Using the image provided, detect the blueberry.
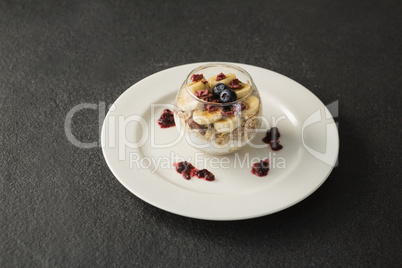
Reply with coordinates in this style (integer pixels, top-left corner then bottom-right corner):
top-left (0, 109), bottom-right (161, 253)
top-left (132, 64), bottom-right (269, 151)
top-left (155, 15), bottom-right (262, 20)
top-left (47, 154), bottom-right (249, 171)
top-left (219, 88), bottom-right (237, 103)
top-left (213, 83), bottom-right (228, 99)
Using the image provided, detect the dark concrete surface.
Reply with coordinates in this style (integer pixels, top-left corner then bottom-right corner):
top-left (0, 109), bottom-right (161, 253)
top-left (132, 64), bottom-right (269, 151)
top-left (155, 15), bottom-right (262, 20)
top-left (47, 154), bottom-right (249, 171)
top-left (1, 0), bottom-right (401, 267)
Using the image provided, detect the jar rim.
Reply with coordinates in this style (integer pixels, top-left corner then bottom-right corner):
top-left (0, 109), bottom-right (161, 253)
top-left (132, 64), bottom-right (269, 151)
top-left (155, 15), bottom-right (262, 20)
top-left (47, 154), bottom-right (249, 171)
top-left (185, 63), bottom-right (255, 106)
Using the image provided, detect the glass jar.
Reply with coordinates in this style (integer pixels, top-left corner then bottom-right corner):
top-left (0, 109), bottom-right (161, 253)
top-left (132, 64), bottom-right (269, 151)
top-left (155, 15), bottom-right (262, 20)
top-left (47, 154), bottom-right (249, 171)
top-left (174, 63), bottom-right (262, 155)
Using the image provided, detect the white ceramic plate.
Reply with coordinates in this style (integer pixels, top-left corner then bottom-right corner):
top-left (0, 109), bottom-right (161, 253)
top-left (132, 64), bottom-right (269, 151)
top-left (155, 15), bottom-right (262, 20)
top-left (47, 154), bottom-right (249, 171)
top-left (101, 62), bottom-right (339, 221)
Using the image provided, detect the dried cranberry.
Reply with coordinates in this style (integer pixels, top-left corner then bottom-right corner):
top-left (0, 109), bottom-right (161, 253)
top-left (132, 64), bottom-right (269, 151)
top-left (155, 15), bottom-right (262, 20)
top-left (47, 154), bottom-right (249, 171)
top-left (194, 89), bottom-right (213, 100)
top-left (216, 73), bottom-right (226, 81)
top-left (191, 74), bottom-right (204, 82)
top-left (221, 105), bottom-right (235, 116)
top-left (205, 104), bottom-right (219, 112)
top-left (228, 79), bottom-right (242, 89)
top-left (241, 103), bottom-right (249, 111)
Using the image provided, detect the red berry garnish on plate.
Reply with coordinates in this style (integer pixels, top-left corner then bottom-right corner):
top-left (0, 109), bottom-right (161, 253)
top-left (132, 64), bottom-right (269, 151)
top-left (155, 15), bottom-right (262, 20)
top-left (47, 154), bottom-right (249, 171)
top-left (251, 159), bottom-right (269, 177)
top-left (270, 140), bottom-right (283, 151)
top-left (158, 109), bottom-right (175, 128)
top-left (174, 162), bottom-right (215, 181)
top-left (194, 169), bottom-right (215, 181)
top-left (262, 127), bottom-right (283, 151)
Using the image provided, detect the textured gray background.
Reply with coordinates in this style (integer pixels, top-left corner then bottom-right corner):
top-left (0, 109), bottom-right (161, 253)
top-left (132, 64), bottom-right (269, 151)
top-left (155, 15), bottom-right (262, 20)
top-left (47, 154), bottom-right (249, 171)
top-left (1, 0), bottom-right (401, 267)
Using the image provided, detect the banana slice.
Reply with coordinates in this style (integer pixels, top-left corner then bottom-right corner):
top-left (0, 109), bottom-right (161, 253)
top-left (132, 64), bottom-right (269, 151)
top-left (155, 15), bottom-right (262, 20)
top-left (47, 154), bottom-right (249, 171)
top-left (188, 78), bottom-right (209, 93)
top-left (234, 80), bottom-right (251, 99)
top-left (242, 95), bottom-right (260, 118)
top-left (213, 116), bottom-right (241, 133)
top-left (208, 73), bottom-right (236, 88)
top-left (192, 109), bottom-right (222, 125)
top-left (176, 87), bottom-right (200, 111)
top-left (176, 78), bottom-right (209, 111)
